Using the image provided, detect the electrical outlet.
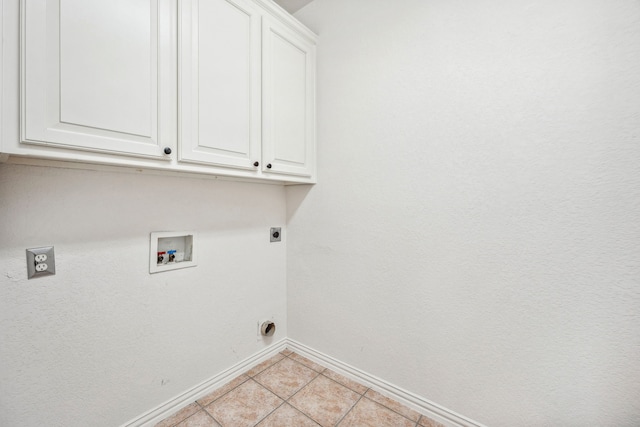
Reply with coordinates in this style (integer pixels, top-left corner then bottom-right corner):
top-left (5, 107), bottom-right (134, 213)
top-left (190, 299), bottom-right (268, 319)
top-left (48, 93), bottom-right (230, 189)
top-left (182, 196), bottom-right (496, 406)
top-left (270, 227), bottom-right (281, 242)
top-left (26, 246), bottom-right (55, 279)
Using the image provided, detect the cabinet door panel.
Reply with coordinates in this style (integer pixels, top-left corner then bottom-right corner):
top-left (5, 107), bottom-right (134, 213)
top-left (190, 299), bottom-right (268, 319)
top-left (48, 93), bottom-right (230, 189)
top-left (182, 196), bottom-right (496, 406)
top-left (60, 1), bottom-right (152, 137)
top-left (179, 0), bottom-right (261, 169)
top-left (21, 0), bottom-right (175, 158)
top-left (262, 16), bottom-right (315, 178)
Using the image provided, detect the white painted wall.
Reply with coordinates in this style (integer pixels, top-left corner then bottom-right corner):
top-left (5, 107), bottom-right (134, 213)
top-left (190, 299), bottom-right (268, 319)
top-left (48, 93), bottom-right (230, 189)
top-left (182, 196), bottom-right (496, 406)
top-left (0, 164), bottom-right (287, 426)
top-left (287, 1), bottom-right (640, 426)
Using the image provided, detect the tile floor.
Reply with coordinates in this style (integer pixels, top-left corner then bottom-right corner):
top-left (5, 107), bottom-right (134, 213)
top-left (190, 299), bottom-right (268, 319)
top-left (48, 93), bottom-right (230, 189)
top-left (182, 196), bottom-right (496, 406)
top-left (156, 349), bottom-right (444, 427)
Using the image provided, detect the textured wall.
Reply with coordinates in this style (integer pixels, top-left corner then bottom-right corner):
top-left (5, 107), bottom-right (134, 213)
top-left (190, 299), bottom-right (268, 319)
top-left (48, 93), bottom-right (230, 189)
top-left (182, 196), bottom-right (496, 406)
top-left (287, 1), bottom-right (640, 425)
top-left (0, 164), bottom-right (287, 426)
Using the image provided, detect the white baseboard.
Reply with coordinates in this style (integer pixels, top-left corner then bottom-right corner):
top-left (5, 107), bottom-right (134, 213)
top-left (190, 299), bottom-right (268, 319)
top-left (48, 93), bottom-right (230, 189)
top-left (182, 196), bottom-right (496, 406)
top-left (119, 339), bottom-right (288, 427)
top-left (286, 339), bottom-right (487, 427)
top-left (121, 337), bottom-right (485, 427)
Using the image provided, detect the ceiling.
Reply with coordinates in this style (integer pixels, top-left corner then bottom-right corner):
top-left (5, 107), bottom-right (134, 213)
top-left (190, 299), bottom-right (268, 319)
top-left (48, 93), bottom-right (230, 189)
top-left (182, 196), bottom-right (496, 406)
top-left (273, 0), bottom-right (315, 14)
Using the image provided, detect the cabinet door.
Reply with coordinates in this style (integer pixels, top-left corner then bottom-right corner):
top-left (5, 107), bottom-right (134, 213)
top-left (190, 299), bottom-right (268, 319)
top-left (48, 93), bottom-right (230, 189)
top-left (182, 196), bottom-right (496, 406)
top-left (21, 0), bottom-right (176, 159)
top-left (262, 15), bottom-right (316, 178)
top-left (179, 0), bottom-right (261, 170)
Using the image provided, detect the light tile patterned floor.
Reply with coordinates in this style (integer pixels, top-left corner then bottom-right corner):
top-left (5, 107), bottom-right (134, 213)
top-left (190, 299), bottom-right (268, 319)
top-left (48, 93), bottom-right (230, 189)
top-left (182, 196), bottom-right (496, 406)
top-left (156, 349), bottom-right (444, 427)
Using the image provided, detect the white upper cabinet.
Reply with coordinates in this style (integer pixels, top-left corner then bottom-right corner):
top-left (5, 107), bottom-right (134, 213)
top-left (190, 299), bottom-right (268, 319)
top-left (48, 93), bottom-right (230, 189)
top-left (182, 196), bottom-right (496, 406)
top-left (179, 0), bottom-right (262, 170)
top-left (2, 0), bottom-right (317, 184)
top-left (262, 15), bottom-right (316, 178)
top-left (21, 0), bottom-right (176, 159)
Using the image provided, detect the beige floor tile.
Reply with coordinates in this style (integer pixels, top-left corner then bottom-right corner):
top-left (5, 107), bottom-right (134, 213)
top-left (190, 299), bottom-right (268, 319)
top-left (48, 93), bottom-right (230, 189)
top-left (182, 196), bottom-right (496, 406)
top-left (289, 375), bottom-right (360, 427)
top-left (246, 354), bottom-right (286, 377)
top-left (288, 353), bottom-right (325, 372)
top-left (155, 355), bottom-right (437, 427)
top-left (196, 374), bottom-right (250, 407)
top-left (254, 357), bottom-right (319, 399)
top-left (256, 403), bottom-right (320, 427)
top-left (364, 389), bottom-right (421, 422)
top-left (280, 349), bottom-right (294, 356)
top-left (155, 402), bottom-right (200, 427)
top-left (204, 379), bottom-right (283, 426)
top-left (338, 397), bottom-right (415, 427)
top-left (175, 410), bottom-right (220, 427)
top-left (321, 369), bottom-right (368, 395)
top-left (419, 414), bottom-right (446, 427)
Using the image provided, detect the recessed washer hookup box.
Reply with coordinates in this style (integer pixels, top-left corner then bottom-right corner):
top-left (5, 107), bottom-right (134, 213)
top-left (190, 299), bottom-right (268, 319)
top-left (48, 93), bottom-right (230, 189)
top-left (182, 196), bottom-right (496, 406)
top-left (149, 231), bottom-right (196, 274)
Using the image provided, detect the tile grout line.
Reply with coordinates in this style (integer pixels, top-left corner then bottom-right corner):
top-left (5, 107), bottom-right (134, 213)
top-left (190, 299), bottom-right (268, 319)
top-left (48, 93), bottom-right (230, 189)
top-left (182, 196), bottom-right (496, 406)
top-left (167, 401), bottom-right (203, 427)
top-left (159, 349), bottom-right (430, 427)
top-left (157, 352), bottom-right (287, 427)
top-left (282, 365), bottom-right (322, 405)
top-left (277, 352), bottom-right (324, 426)
top-left (198, 398), bottom-right (224, 427)
top-left (364, 390), bottom-right (424, 425)
top-left (234, 351), bottom-right (304, 427)
top-left (248, 379), bottom-right (288, 427)
top-left (198, 373), bottom-right (254, 426)
top-left (247, 353), bottom-right (287, 378)
top-left (203, 372), bottom-right (253, 403)
top-left (333, 391), bottom-right (366, 426)
top-left (205, 407), bottom-right (224, 427)
top-left (163, 402), bottom-right (202, 427)
top-left (286, 404), bottom-right (323, 427)
top-left (289, 348), bottom-right (441, 427)
top-left (248, 355), bottom-right (323, 427)
top-left (286, 349), bottom-right (424, 427)
top-left (159, 348), bottom-right (425, 427)
top-left (283, 352), bottom-right (369, 427)
top-left (194, 401), bottom-right (221, 426)
top-left (248, 351), bottom-right (324, 427)
top-left (281, 372), bottom-right (324, 427)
